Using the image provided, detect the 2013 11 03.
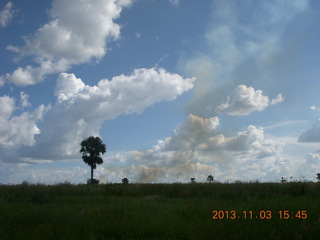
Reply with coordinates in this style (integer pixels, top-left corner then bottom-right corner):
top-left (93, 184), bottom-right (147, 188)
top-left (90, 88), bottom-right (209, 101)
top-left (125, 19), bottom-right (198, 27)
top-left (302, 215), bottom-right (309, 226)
top-left (212, 210), bottom-right (308, 220)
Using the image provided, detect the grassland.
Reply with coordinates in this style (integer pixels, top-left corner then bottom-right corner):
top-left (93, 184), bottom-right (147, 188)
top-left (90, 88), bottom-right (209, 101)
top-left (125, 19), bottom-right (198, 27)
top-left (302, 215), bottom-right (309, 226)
top-left (0, 182), bottom-right (320, 239)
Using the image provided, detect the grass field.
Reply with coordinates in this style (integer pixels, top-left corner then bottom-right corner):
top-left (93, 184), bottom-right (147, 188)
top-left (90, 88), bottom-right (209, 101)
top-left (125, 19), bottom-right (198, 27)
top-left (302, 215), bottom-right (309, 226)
top-left (0, 182), bottom-right (320, 239)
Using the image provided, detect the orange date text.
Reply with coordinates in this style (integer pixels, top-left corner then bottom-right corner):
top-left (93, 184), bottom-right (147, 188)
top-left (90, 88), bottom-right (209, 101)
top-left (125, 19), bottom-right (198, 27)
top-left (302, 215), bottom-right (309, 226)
top-left (212, 210), bottom-right (307, 220)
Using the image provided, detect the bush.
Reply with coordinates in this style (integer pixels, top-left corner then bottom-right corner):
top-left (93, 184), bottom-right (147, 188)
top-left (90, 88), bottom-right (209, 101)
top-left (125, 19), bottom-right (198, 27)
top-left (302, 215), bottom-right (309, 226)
top-left (87, 178), bottom-right (99, 184)
top-left (122, 178), bottom-right (129, 184)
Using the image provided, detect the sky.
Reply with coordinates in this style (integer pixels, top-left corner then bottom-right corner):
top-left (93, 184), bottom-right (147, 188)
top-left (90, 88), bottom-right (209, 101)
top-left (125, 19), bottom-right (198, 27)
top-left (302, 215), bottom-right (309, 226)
top-left (0, 0), bottom-right (320, 184)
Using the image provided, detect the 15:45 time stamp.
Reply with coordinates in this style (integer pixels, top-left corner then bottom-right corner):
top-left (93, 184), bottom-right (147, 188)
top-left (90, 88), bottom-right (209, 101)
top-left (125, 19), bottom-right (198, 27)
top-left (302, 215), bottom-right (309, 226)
top-left (212, 210), bottom-right (308, 220)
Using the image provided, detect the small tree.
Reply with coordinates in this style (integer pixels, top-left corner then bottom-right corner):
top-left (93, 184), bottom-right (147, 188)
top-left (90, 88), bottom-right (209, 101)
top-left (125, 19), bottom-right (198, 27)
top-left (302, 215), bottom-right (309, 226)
top-left (80, 136), bottom-right (106, 184)
top-left (206, 175), bottom-right (214, 183)
top-left (122, 178), bottom-right (129, 184)
top-left (190, 178), bottom-right (196, 183)
top-left (316, 173), bottom-right (320, 182)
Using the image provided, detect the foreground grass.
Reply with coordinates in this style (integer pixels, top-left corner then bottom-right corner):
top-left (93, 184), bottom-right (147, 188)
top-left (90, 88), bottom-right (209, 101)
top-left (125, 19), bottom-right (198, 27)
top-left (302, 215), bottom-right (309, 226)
top-left (0, 182), bottom-right (320, 239)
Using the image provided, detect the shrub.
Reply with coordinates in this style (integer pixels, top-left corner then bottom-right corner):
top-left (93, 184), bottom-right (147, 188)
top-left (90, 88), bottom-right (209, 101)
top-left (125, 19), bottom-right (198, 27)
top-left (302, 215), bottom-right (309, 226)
top-left (87, 178), bottom-right (99, 184)
top-left (122, 178), bottom-right (129, 184)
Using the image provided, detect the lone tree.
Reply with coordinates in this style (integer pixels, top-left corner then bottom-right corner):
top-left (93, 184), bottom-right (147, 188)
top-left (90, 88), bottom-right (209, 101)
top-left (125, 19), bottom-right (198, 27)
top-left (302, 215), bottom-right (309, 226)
top-left (80, 136), bottom-right (106, 184)
top-left (122, 178), bottom-right (129, 184)
top-left (206, 175), bottom-right (214, 183)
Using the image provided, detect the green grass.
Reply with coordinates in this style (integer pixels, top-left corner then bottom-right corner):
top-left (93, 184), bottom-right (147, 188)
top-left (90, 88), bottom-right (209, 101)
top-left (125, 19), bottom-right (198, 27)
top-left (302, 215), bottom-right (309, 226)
top-left (0, 182), bottom-right (320, 239)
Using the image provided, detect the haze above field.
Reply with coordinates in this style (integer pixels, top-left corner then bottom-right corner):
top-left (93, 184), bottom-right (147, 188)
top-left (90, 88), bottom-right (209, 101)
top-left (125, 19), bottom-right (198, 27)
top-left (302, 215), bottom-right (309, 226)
top-left (1, 0), bottom-right (320, 184)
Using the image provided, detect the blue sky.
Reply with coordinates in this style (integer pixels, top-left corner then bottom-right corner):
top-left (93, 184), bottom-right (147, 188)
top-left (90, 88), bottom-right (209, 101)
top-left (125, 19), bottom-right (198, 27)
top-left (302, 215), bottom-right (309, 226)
top-left (1, 0), bottom-right (320, 184)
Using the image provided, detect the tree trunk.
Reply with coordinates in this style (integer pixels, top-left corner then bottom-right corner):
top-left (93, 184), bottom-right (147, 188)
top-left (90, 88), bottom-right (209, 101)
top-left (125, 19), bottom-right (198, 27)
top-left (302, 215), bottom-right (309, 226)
top-left (91, 164), bottom-right (94, 184)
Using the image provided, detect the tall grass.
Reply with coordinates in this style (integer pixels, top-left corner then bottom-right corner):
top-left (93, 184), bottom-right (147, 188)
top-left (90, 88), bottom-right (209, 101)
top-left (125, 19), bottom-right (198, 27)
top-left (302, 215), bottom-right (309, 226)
top-left (0, 182), bottom-right (319, 239)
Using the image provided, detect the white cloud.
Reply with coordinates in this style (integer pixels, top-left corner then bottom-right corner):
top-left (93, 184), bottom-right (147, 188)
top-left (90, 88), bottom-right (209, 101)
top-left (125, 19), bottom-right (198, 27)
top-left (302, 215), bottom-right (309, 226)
top-left (0, 95), bottom-right (15, 119)
top-left (2, 113), bottom-right (313, 184)
top-left (0, 2), bottom-right (14, 28)
top-left (298, 149), bottom-right (320, 181)
top-left (199, 125), bottom-right (281, 160)
top-left (270, 93), bottom-right (284, 105)
top-left (19, 68), bottom-right (195, 160)
top-left (305, 151), bottom-right (320, 165)
top-left (94, 115), bottom-right (293, 183)
top-left (199, 125), bottom-right (265, 152)
top-left (310, 105), bottom-right (320, 113)
top-left (0, 95), bottom-right (50, 150)
top-left (54, 73), bottom-right (86, 102)
top-left (20, 91), bottom-right (31, 108)
top-left (216, 85), bottom-right (284, 116)
top-left (5, 62), bottom-right (69, 87)
top-left (158, 114), bottom-right (220, 151)
top-left (4, 0), bottom-right (132, 86)
top-left (298, 120), bottom-right (320, 142)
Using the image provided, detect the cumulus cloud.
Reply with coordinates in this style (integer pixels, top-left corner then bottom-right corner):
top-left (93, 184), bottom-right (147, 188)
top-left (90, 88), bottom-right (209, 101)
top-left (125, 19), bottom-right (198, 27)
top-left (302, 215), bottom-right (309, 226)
top-left (96, 114), bottom-right (286, 183)
top-left (199, 125), bottom-right (264, 152)
top-left (5, 63), bottom-right (68, 87)
top-left (0, 95), bottom-right (15, 119)
top-left (0, 95), bottom-right (50, 150)
top-left (216, 85), bottom-right (284, 115)
top-left (2, 111), bottom-right (309, 183)
top-left (19, 68), bottom-right (195, 160)
top-left (0, 2), bottom-right (14, 28)
top-left (54, 73), bottom-right (86, 102)
top-left (158, 114), bottom-right (220, 151)
top-left (4, 0), bottom-right (132, 86)
top-left (296, 149), bottom-right (320, 181)
top-left (298, 120), bottom-right (320, 142)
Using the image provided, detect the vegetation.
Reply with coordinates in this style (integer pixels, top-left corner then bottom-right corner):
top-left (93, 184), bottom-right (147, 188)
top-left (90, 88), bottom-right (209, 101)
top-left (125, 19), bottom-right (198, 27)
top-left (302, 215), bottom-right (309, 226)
top-left (122, 178), bottom-right (129, 184)
top-left (317, 173), bottom-right (320, 182)
top-left (206, 175), bottom-right (214, 183)
top-left (0, 182), bottom-right (320, 239)
top-left (80, 136), bottom-right (106, 184)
